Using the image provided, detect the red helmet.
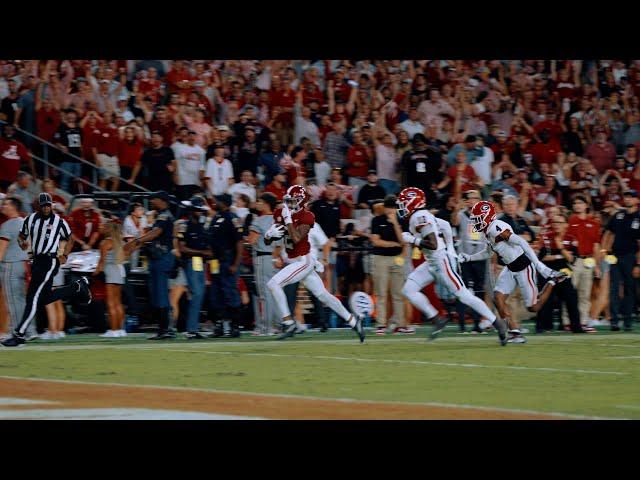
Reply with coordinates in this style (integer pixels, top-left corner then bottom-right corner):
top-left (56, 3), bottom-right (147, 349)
top-left (470, 200), bottom-right (497, 233)
top-left (396, 187), bottom-right (426, 218)
top-left (283, 184), bottom-right (309, 213)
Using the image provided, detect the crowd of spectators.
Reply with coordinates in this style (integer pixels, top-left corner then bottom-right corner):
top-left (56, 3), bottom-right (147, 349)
top-left (1, 59), bottom-right (640, 336)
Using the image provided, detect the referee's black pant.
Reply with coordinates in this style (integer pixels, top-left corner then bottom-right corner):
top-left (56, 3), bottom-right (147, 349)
top-left (15, 255), bottom-right (78, 336)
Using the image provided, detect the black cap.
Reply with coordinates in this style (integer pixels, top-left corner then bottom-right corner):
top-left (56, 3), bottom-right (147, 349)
top-left (412, 133), bottom-right (427, 144)
top-left (150, 190), bottom-right (171, 203)
top-left (465, 135), bottom-right (477, 143)
top-left (502, 171), bottom-right (514, 180)
top-left (38, 193), bottom-right (53, 206)
top-left (367, 169), bottom-right (377, 175)
top-left (214, 194), bottom-right (232, 206)
top-left (623, 189), bottom-right (638, 198)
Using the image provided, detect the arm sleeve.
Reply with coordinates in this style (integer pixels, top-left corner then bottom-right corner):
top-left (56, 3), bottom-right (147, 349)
top-left (465, 246), bottom-right (492, 262)
top-left (0, 222), bottom-right (11, 241)
top-left (60, 219), bottom-right (71, 240)
top-left (19, 216), bottom-right (30, 239)
top-left (507, 232), bottom-right (555, 278)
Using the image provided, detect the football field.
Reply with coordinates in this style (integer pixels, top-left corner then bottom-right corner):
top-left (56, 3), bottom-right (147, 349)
top-left (0, 326), bottom-right (638, 419)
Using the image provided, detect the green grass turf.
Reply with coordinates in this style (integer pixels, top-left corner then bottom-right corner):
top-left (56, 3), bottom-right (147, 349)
top-left (1, 326), bottom-right (639, 419)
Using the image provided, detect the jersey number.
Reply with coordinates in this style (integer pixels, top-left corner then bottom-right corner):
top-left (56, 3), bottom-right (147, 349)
top-left (495, 225), bottom-right (502, 232)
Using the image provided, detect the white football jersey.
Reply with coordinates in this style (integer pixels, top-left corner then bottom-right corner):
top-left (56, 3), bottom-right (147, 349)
top-left (484, 219), bottom-right (523, 264)
top-left (409, 209), bottom-right (447, 260)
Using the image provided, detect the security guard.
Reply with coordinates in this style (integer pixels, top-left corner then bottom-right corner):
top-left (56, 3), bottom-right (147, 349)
top-left (208, 194), bottom-right (243, 338)
top-left (127, 191), bottom-right (176, 340)
top-left (601, 190), bottom-right (640, 332)
top-left (176, 195), bottom-right (212, 339)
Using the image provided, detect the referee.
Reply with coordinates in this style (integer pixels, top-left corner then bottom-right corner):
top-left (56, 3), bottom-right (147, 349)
top-left (1, 193), bottom-right (92, 348)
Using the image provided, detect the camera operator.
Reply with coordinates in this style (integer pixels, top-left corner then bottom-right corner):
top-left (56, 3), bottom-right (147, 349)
top-left (536, 214), bottom-right (589, 333)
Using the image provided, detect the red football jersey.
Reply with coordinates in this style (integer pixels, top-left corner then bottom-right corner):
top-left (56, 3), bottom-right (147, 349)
top-left (273, 208), bottom-right (315, 259)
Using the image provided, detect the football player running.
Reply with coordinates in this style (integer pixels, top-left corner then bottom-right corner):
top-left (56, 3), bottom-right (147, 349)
top-left (458, 200), bottom-right (568, 343)
top-left (264, 185), bottom-right (365, 342)
top-left (397, 187), bottom-right (509, 345)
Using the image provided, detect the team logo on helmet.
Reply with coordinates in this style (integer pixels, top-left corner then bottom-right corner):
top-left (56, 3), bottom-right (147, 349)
top-left (470, 200), bottom-right (496, 233)
top-left (283, 184), bottom-right (309, 213)
top-left (396, 187), bottom-right (426, 218)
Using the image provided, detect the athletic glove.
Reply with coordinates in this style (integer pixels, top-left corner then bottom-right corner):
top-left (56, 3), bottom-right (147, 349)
top-left (402, 231), bottom-right (420, 246)
top-left (265, 224), bottom-right (286, 240)
top-left (458, 252), bottom-right (471, 263)
top-left (281, 203), bottom-right (293, 225)
top-left (314, 260), bottom-right (325, 273)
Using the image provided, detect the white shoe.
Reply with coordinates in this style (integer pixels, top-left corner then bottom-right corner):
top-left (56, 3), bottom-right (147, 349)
top-left (116, 330), bottom-right (127, 337)
top-left (40, 331), bottom-right (55, 340)
top-left (56, 331), bottom-right (66, 338)
top-left (100, 330), bottom-right (117, 338)
top-left (25, 333), bottom-right (39, 341)
top-left (479, 319), bottom-right (493, 330)
top-left (520, 327), bottom-right (530, 334)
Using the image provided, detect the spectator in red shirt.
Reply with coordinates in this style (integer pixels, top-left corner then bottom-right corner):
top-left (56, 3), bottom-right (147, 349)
top-left (148, 106), bottom-right (177, 147)
top-left (531, 129), bottom-right (563, 167)
top-left (90, 111), bottom-right (120, 191)
top-left (118, 124), bottom-right (144, 187)
top-left (68, 198), bottom-right (101, 252)
top-left (264, 171), bottom-right (288, 201)
top-left (166, 60), bottom-right (193, 97)
top-left (136, 67), bottom-right (163, 104)
top-left (585, 130), bottom-right (616, 173)
top-left (345, 130), bottom-right (372, 189)
top-left (35, 96), bottom-right (61, 143)
top-left (0, 125), bottom-right (35, 191)
top-left (437, 150), bottom-right (482, 198)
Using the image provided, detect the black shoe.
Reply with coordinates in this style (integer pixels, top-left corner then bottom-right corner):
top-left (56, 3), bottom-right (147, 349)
top-left (611, 325), bottom-right (621, 332)
top-left (352, 316), bottom-right (365, 343)
top-left (277, 322), bottom-right (297, 340)
top-left (185, 332), bottom-right (205, 340)
top-left (77, 277), bottom-right (92, 305)
top-left (319, 325), bottom-right (328, 333)
top-left (224, 328), bottom-right (241, 338)
top-left (624, 327), bottom-right (633, 332)
top-left (1, 333), bottom-right (26, 348)
top-left (148, 331), bottom-right (173, 340)
top-left (429, 315), bottom-right (449, 341)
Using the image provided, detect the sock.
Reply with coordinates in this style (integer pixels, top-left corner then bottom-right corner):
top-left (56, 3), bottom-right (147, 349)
top-left (456, 288), bottom-right (496, 323)
top-left (223, 320), bottom-right (231, 333)
top-left (347, 315), bottom-right (356, 328)
top-left (283, 319), bottom-right (295, 326)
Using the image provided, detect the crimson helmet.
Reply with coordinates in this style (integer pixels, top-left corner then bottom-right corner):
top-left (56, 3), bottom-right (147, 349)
top-left (396, 187), bottom-right (426, 218)
top-left (283, 184), bottom-right (309, 213)
top-left (470, 200), bottom-right (497, 233)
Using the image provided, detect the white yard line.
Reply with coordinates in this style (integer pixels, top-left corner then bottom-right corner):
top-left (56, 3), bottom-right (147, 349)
top-left (164, 349), bottom-right (626, 375)
top-left (609, 356), bottom-right (640, 360)
top-left (0, 375), bottom-right (620, 420)
top-left (615, 405), bottom-right (640, 411)
top-left (0, 408), bottom-right (263, 420)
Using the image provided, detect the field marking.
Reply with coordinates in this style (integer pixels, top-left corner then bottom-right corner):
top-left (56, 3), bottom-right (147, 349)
top-left (164, 348), bottom-right (626, 376)
top-left (609, 356), bottom-right (640, 360)
top-left (615, 405), bottom-right (640, 411)
top-left (0, 375), bottom-right (620, 420)
top-left (0, 408), bottom-right (263, 420)
top-left (0, 397), bottom-right (59, 406)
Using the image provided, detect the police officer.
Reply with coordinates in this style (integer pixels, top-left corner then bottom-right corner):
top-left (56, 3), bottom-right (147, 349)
top-left (175, 195), bottom-right (212, 339)
top-left (127, 191), bottom-right (176, 340)
top-left (451, 190), bottom-right (489, 333)
top-left (208, 193), bottom-right (243, 338)
top-left (247, 192), bottom-right (279, 335)
top-left (601, 190), bottom-right (640, 332)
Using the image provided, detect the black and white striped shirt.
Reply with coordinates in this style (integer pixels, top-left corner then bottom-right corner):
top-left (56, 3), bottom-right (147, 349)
top-left (20, 213), bottom-right (71, 256)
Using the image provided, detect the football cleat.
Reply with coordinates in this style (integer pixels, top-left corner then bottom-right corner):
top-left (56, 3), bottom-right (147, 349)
top-left (277, 322), bottom-right (298, 340)
top-left (429, 315), bottom-right (449, 341)
top-left (352, 315), bottom-right (365, 343)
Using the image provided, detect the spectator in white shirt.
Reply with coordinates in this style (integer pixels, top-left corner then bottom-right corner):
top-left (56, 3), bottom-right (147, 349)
top-left (398, 107), bottom-right (425, 140)
top-left (172, 130), bottom-right (206, 200)
top-left (374, 131), bottom-right (400, 195)
top-left (470, 135), bottom-right (494, 188)
top-left (205, 145), bottom-right (234, 197)
top-left (228, 170), bottom-right (257, 206)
